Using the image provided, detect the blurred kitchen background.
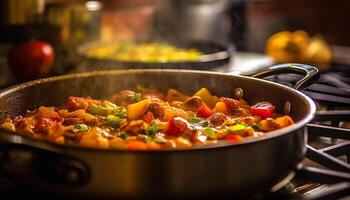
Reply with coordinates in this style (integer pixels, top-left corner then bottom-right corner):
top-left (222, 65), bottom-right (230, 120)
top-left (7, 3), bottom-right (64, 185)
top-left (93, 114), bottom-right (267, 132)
top-left (0, 0), bottom-right (350, 87)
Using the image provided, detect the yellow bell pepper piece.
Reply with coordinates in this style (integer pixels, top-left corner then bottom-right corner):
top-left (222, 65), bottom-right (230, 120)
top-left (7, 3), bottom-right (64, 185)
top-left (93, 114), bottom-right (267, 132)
top-left (193, 88), bottom-right (218, 109)
top-left (127, 99), bottom-right (151, 120)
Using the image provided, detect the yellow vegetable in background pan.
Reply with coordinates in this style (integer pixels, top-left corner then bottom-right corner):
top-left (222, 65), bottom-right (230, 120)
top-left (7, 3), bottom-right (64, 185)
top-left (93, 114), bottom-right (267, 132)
top-left (85, 43), bottom-right (203, 63)
top-left (266, 30), bottom-right (332, 65)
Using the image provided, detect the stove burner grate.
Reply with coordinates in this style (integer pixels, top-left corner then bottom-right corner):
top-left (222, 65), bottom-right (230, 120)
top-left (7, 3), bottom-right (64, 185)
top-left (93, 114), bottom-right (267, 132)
top-left (265, 66), bottom-right (350, 200)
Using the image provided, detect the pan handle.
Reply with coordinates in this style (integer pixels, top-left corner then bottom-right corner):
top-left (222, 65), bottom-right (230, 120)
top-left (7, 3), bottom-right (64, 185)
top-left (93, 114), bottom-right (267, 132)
top-left (248, 63), bottom-right (320, 90)
top-left (0, 142), bottom-right (90, 187)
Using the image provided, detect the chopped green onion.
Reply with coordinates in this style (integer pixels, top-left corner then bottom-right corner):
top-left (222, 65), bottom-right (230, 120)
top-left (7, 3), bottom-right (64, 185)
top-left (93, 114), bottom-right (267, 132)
top-left (119, 131), bottom-right (127, 139)
top-left (87, 103), bottom-right (109, 116)
top-left (145, 122), bottom-right (160, 135)
top-left (201, 121), bottom-right (209, 127)
top-left (203, 127), bottom-right (214, 137)
top-left (106, 115), bottom-right (122, 128)
top-left (88, 103), bottom-right (126, 118)
top-left (106, 114), bottom-right (120, 122)
top-left (74, 124), bottom-right (89, 132)
top-left (114, 106), bottom-right (127, 118)
top-left (188, 117), bottom-right (203, 123)
top-left (252, 123), bottom-right (261, 131)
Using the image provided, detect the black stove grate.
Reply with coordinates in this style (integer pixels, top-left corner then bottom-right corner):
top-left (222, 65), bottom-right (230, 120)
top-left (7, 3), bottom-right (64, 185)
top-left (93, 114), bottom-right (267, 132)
top-left (266, 65), bottom-right (350, 200)
top-left (263, 111), bottom-right (350, 200)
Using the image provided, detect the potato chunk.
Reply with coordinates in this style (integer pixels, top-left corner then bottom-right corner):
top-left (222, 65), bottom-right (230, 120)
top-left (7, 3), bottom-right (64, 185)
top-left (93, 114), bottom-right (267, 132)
top-left (80, 127), bottom-right (109, 148)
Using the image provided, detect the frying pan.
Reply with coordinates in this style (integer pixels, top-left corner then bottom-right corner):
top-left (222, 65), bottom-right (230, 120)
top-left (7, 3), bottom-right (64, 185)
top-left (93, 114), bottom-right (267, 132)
top-left (0, 63), bottom-right (318, 199)
top-left (77, 40), bottom-right (233, 71)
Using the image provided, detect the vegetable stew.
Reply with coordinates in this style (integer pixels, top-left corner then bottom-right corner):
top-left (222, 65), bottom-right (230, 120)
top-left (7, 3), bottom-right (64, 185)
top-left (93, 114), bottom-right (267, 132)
top-left (1, 87), bottom-right (294, 150)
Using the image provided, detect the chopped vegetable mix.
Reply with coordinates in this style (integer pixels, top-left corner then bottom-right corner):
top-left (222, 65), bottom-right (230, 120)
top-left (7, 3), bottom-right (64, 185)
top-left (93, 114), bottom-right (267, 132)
top-left (0, 87), bottom-right (294, 150)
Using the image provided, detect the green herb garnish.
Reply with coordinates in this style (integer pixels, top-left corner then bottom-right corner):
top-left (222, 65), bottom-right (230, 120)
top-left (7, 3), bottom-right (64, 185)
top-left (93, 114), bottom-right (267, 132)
top-left (74, 124), bottom-right (89, 132)
top-left (87, 103), bottom-right (109, 115)
top-left (106, 114), bottom-right (120, 122)
top-left (114, 106), bottom-right (127, 118)
top-left (145, 122), bottom-right (160, 135)
top-left (201, 121), bottom-right (209, 127)
top-left (106, 115), bottom-right (122, 128)
top-left (203, 127), bottom-right (214, 137)
top-left (252, 123), bottom-right (261, 131)
top-left (119, 131), bottom-right (127, 139)
top-left (87, 102), bottom-right (127, 118)
top-left (188, 117), bottom-right (203, 123)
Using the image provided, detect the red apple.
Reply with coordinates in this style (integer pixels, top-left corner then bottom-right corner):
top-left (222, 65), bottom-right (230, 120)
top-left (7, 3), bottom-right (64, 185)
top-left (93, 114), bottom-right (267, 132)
top-left (8, 41), bottom-right (54, 81)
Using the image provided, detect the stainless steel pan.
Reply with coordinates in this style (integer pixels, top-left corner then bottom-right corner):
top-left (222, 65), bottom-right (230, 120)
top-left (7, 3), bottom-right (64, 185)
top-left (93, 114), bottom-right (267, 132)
top-left (0, 63), bottom-right (318, 199)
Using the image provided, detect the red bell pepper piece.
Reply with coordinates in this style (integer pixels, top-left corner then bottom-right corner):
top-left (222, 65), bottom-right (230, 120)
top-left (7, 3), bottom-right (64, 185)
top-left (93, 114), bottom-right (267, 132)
top-left (226, 135), bottom-right (241, 142)
top-left (250, 102), bottom-right (275, 119)
top-left (167, 117), bottom-right (189, 136)
top-left (197, 104), bottom-right (213, 118)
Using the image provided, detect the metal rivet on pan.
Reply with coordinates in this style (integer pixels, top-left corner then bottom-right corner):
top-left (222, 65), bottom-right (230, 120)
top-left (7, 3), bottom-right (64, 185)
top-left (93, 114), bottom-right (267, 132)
top-left (284, 101), bottom-right (291, 115)
top-left (233, 87), bottom-right (244, 99)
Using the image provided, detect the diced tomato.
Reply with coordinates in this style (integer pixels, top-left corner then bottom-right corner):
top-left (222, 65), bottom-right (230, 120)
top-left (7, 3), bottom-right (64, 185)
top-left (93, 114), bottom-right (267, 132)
top-left (197, 104), bottom-right (213, 118)
top-left (220, 97), bottom-right (240, 113)
top-left (67, 97), bottom-right (89, 110)
top-left (143, 111), bottom-right (154, 123)
top-left (167, 117), bottom-right (190, 136)
top-left (127, 141), bottom-right (147, 150)
top-left (226, 135), bottom-right (242, 142)
top-left (251, 102), bottom-right (275, 119)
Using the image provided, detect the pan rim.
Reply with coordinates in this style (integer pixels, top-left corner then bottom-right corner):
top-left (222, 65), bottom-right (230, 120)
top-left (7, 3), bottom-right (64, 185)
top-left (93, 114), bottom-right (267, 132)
top-left (0, 69), bottom-right (316, 153)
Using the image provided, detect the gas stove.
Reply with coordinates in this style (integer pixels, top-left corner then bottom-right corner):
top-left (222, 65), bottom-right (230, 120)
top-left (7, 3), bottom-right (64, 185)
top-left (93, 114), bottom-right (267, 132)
top-left (264, 64), bottom-right (350, 200)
